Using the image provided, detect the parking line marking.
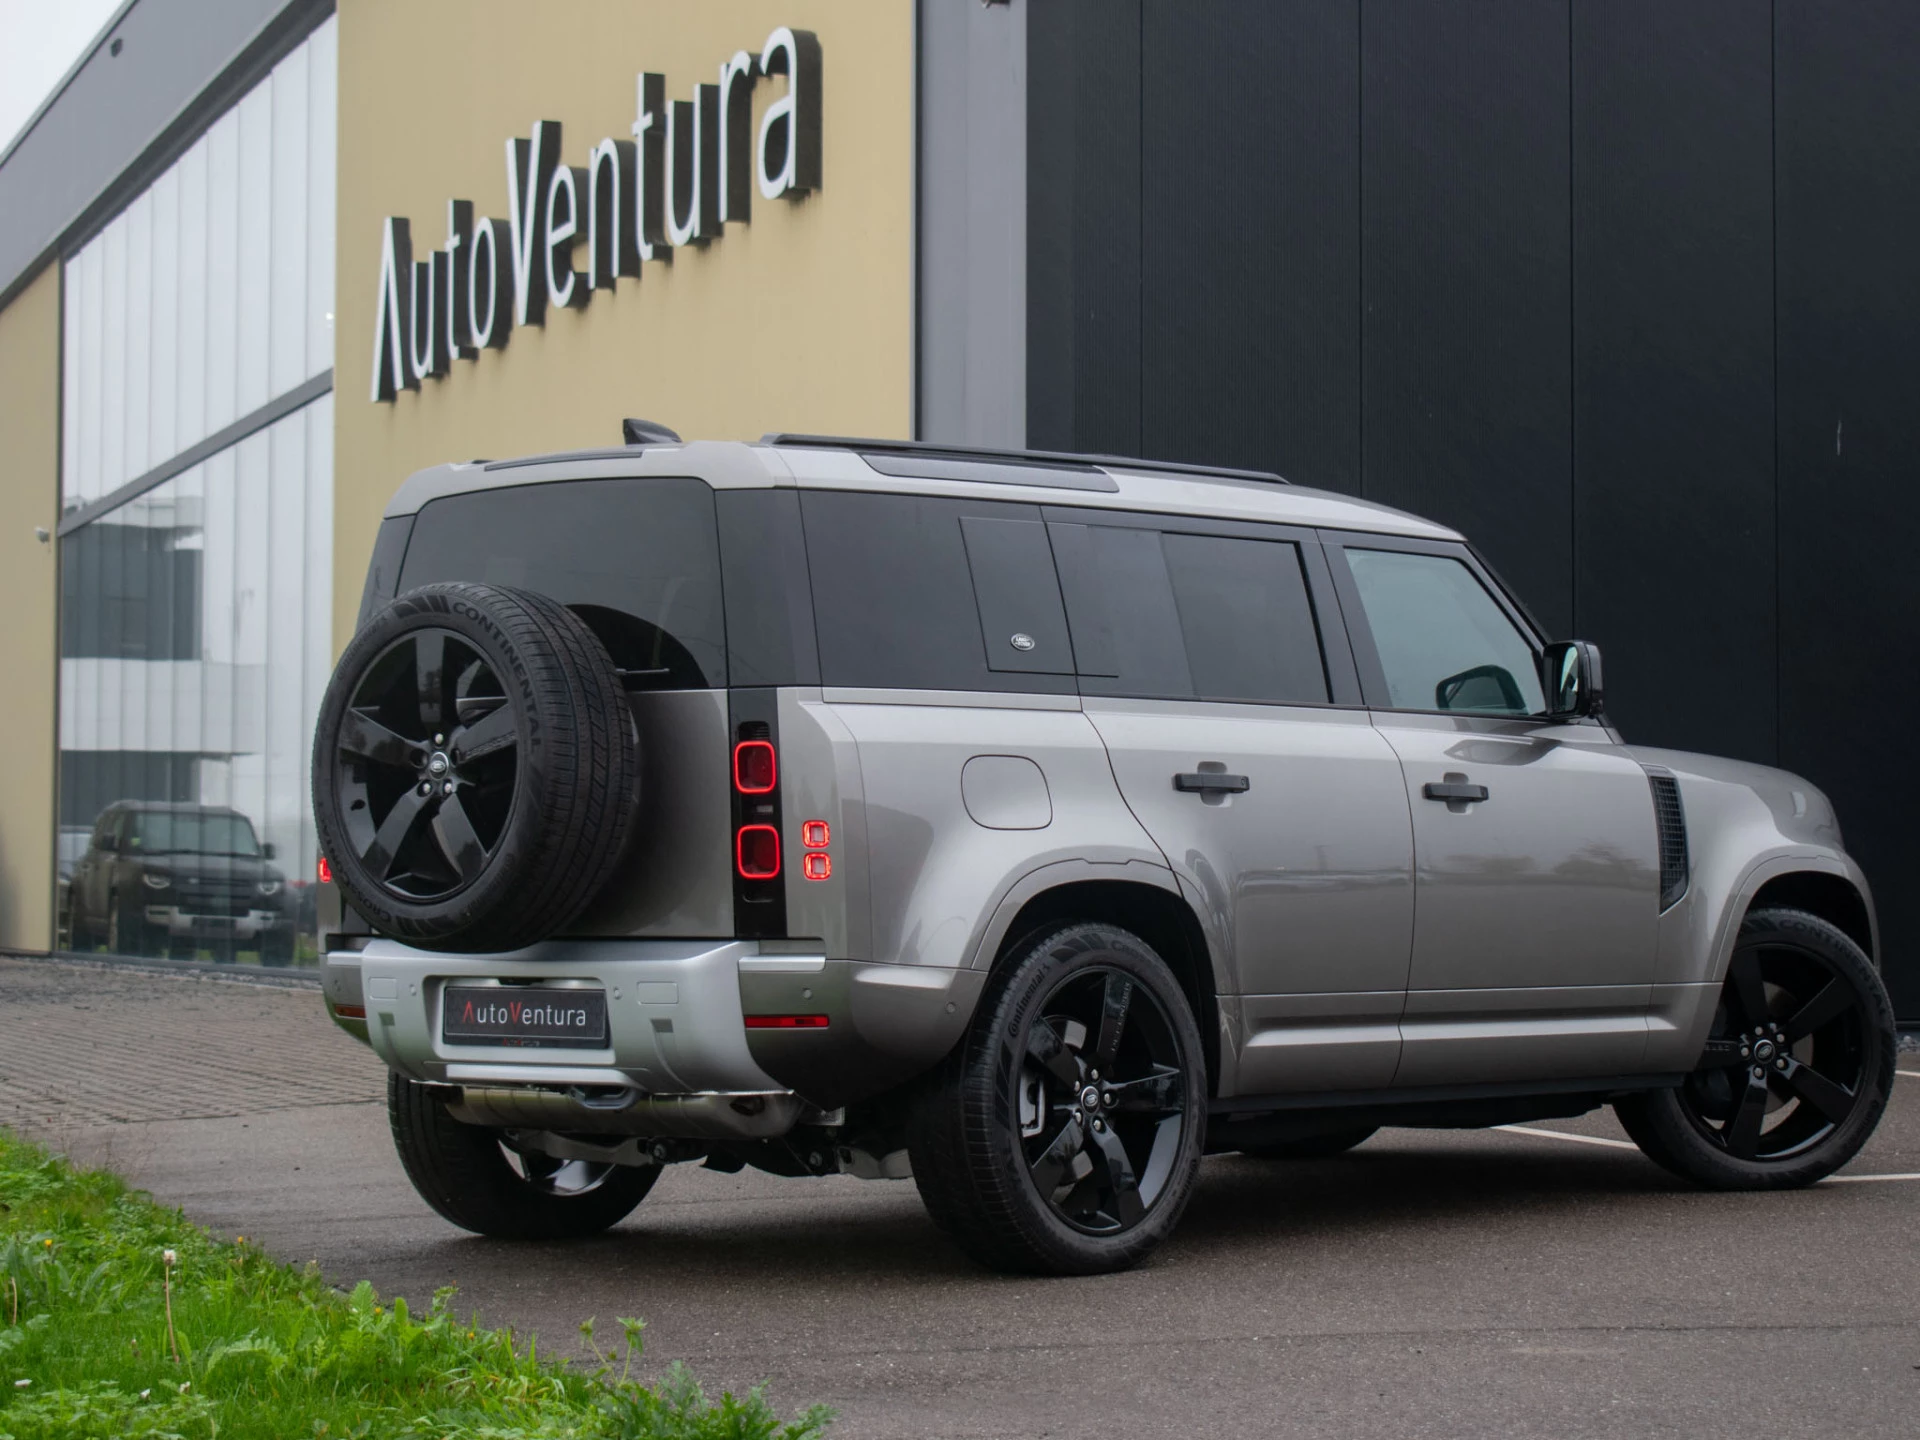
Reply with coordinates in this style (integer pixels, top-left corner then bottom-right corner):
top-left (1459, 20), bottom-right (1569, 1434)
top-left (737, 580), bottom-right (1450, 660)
top-left (1495, 1125), bottom-right (1638, 1151)
top-left (1498, 1123), bottom-right (1920, 1186)
top-left (1896, 1069), bottom-right (1920, 1079)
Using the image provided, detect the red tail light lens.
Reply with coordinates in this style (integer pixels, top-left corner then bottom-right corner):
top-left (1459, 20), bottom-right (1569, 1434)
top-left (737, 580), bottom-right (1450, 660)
top-left (802, 852), bottom-right (832, 881)
top-left (736, 824), bottom-right (781, 879)
top-left (317, 856), bottom-right (333, 884)
top-left (801, 820), bottom-right (830, 848)
top-left (744, 1014), bottom-right (829, 1029)
top-left (733, 740), bottom-right (777, 794)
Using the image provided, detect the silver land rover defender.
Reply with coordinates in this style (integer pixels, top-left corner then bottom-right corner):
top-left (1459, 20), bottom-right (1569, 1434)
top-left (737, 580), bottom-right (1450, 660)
top-left (314, 431), bottom-right (1895, 1275)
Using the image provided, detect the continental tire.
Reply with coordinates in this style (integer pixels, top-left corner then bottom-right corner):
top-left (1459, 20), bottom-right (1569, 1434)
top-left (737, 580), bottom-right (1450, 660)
top-left (1614, 907), bottom-right (1895, 1189)
top-left (312, 582), bottom-right (637, 953)
top-left (388, 1073), bottom-right (656, 1239)
top-left (910, 923), bottom-right (1207, 1276)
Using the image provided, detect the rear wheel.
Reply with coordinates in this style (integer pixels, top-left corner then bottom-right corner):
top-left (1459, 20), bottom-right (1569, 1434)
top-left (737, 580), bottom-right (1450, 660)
top-left (1239, 1126), bottom-right (1378, 1160)
top-left (1614, 907), bottom-right (1894, 1189)
top-left (910, 923), bottom-right (1207, 1275)
top-left (388, 1072), bottom-right (656, 1239)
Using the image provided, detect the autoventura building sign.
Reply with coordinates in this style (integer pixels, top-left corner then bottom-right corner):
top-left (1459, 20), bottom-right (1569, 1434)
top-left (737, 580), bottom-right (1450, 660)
top-left (369, 27), bottom-right (822, 402)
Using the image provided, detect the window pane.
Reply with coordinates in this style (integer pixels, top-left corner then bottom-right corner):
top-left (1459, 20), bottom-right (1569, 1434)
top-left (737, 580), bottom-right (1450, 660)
top-left (1162, 533), bottom-right (1328, 704)
top-left (1345, 549), bottom-right (1545, 715)
top-left (802, 491), bottom-right (1074, 694)
top-left (57, 398), bottom-right (331, 966)
top-left (1049, 522), bottom-right (1192, 697)
top-left (57, 17), bottom-right (335, 509)
top-left (400, 478), bottom-right (727, 688)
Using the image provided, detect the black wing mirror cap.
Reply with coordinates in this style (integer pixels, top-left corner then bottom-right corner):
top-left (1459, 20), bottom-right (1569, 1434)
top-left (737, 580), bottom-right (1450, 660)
top-left (1543, 640), bottom-right (1605, 721)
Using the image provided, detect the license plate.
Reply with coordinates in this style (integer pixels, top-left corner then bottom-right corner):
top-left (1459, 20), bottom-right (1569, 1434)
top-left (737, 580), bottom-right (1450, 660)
top-left (442, 986), bottom-right (608, 1049)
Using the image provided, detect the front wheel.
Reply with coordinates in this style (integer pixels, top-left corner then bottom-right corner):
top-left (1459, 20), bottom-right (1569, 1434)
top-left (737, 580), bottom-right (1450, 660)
top-left (910, 923), bottom-right (1208, 1275)
top-left (388, 1072), bottom-right (657, 1239)
top-left (1614, 907), bottom-right (1895, 1190)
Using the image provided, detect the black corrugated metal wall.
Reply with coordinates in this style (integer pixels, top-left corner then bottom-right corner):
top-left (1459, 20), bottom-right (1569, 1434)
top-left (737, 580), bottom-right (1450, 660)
top-left (1028, 0), bottom-right (1920, 1019)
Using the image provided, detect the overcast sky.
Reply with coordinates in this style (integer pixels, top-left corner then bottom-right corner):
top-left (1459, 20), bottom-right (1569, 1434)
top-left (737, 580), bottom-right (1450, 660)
top-left (0, 0), bottom-right (126, 155)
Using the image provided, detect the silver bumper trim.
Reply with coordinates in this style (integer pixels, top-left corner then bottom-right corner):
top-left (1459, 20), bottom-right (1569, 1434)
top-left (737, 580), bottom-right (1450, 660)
top-left (336, 937), bottom-right (821, 1096)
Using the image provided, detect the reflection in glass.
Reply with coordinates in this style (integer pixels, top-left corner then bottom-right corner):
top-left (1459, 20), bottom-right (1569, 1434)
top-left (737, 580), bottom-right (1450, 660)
top-left (56, 397), bottom-right (333, 965)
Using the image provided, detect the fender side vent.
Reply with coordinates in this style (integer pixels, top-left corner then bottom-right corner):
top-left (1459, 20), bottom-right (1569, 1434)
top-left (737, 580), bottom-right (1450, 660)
top-left (1647, 771), bottom-right (1689, 911)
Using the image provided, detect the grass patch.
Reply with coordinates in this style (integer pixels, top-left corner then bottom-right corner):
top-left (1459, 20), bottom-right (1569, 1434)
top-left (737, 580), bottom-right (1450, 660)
top-left (0, 1131), bottom-right (831, 1439)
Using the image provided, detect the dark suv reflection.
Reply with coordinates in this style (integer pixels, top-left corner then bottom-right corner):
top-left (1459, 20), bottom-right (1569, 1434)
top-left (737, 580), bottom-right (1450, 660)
top-left (64, 801), bottom-right (294, 963)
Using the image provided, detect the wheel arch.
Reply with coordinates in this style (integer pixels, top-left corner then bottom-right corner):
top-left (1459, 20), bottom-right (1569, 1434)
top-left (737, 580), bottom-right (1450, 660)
top-left (1746, 870), bottom-right (1877, 964)
top-left (987, 876), bottom-right (1223, 1098)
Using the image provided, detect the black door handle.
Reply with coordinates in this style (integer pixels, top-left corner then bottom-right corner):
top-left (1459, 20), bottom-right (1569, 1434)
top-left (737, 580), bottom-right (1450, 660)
top-left (1423, 780), bottom-right (1489, 803)
top-left (1174, 772), bottom-right (1251, 795)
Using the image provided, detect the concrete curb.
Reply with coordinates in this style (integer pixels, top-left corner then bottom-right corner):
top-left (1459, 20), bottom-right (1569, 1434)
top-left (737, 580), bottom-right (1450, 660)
top-left (2, 948), bottom-right (321, 990)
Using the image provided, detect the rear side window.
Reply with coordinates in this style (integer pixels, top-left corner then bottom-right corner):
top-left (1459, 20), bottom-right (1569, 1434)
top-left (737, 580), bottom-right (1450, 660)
top-left (800, 491), bottom-right (1074, 693)
top-left (1051, 523), bottom-right (1330, 705)
top-left (399, 478), bottom-right (725, 688)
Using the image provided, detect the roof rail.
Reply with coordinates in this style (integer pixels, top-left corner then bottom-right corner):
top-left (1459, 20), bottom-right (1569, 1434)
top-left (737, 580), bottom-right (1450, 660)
top-left (759, 433), bottom-right (1288, 485)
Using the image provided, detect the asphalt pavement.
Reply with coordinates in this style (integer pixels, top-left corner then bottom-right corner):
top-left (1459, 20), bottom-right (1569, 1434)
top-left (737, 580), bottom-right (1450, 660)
top-left (6, 954), bottom-right (1918, 1439)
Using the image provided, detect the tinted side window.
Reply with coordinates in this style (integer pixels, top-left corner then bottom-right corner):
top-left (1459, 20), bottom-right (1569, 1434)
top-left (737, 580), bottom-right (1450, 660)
top-left (1343, 548), bottom-right (1545, 715)
top-left (800, 491), bottom-right (1074, 693)
top-left (716, 489), bottom-right (819, 687)
top-left (400, 478), bottom-right (726, 688)
top-left (357, 515), bottom-right (415, 629)
top-left (1052, 523), bottom-right (1330, 704)
top-left (1162, 533), bottom-right (1329, 704)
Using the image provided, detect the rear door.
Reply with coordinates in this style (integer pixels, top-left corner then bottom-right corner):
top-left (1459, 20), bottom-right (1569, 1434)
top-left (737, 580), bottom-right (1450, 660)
top-left (1049, 511), bottom-right (1414, 1094)
top-left (1322, 535), bottom-right (1661, 1085)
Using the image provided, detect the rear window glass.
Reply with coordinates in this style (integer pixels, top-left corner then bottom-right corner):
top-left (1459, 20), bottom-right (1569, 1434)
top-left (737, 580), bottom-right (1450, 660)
top-left (399, 478), bottom-right (725, 688)
top-left (799, 491), bottom-right (1074, 694)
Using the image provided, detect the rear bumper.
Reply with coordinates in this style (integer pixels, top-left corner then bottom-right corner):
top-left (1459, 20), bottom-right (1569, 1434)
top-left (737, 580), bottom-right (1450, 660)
top-left (322, 938), bottom-right (983, 1109)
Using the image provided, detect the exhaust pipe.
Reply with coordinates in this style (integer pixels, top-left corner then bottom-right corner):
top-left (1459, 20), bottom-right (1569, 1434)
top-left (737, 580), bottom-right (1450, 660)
top-left (446, 1085), bottom-right (808, 1140)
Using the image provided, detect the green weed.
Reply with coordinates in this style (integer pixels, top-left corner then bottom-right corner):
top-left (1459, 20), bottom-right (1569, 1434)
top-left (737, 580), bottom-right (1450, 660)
top-left (0, 1131), bottom-right (831, 1439)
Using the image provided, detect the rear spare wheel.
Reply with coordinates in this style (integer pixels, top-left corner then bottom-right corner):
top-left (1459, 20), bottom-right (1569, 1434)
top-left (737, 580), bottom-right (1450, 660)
top-left (312, 582), bottom-right (638, 953)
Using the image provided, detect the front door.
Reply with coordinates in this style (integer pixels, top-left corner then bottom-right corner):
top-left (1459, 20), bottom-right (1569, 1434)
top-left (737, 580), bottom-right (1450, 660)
top-left (1049, 515), bottom-right (1414, 1094)
top-left (1326, 537), bottom-right (1661, 1085)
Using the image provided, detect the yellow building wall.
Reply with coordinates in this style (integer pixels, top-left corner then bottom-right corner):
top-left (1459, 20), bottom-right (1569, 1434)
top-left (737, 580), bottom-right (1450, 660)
top-left (0, 264), bottom-right (62, 952)
top-left (333, 0), bottom-right (917, 652)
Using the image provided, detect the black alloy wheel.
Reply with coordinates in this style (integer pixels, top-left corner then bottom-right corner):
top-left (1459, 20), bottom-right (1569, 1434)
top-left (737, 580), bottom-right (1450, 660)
top-left (911, 922), bottom-right (1208, 1275)
top-left (1615, 906), bottom-right (1894, 1189)
top-left (499, 1142), bottom-right (622, 1200)
top-left (1019, 967), bottom-right (1190, 1235)
top-left (312, 583), bottom-right (639, 954)
top-left (333, 626), bottom-right (518, 904)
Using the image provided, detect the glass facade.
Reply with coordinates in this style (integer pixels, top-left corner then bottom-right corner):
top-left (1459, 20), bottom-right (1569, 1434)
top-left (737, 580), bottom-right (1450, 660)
top-left (56, 20), bottom-right (335, 966)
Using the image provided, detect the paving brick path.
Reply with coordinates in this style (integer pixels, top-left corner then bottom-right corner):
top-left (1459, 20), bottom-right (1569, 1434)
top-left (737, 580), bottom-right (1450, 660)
top-left (0, 955), bottom-right (379, 1130)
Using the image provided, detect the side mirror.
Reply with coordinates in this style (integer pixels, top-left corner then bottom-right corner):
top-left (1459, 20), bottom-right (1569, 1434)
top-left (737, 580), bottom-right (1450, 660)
top-left (261, 841), bottom-right (277, 860)
top-left (1542, 640), bottom-right (1605, 720)
top-left (97, 833), bottom-right (118, 852)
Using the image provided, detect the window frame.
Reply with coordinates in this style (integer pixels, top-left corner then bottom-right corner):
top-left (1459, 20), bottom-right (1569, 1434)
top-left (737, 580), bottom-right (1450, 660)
top-left (1041, 504), bottom-right (1365, 708)
top-left (1318, 530), bottom-right (1553, 720)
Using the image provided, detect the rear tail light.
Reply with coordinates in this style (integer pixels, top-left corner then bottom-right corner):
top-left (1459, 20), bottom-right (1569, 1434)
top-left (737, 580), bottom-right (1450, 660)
top-left (802, 852), bottom-right (831, 881)
top-left (736, 824), bottom-right (781, 879)
top-left (733, 740), bottom-right (777, 793)
top-left (333, 1003), bottom-right (366, 1019)
top-left (801, 820), bottom-right (829, 848)
top-left (317, 855), bottom-right (333, 884)
top-left (743, 1014), bottom-right (829, 1029)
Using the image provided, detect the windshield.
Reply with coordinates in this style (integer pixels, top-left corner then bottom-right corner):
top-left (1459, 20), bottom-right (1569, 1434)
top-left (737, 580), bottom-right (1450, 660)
top-left (126, 812), bottom-right (261, 857)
